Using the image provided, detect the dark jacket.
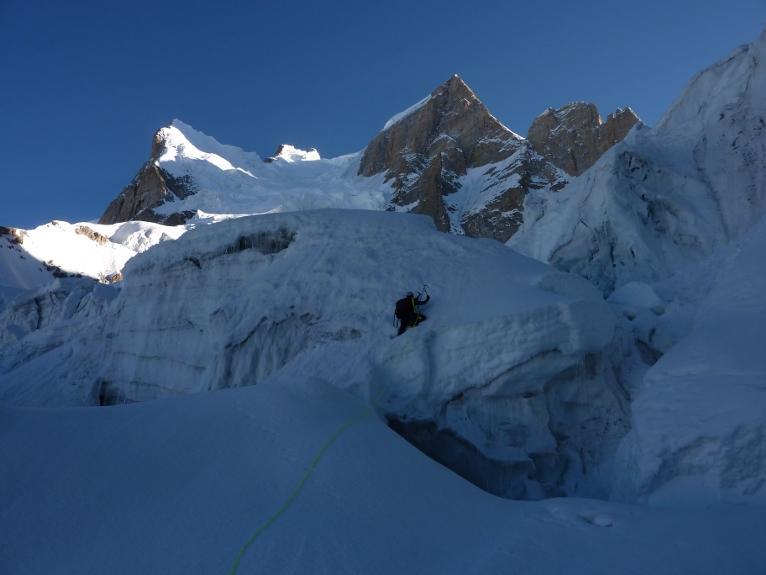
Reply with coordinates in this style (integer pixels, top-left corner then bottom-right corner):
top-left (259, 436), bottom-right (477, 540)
top-left (396, 293), bottom-right (429, 322)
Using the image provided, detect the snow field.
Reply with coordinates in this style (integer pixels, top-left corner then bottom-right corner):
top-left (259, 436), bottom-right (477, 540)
top-left (1, 377), bottom-right (764, 575)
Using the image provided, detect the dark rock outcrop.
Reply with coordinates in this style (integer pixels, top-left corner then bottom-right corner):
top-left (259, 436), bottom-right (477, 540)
top-left (359, 75), bottom-right (533, 236)
top-left (0, 226), bottom-right (24, 245)
top-left (99, 130), bottom-right (197, 225)
top-left (357, 80), bottom-right (639, 241)
top-left (460, 149), bottom-right (566, 241)
top-left (75, 225), bottom-right (110, 245)
top-left (100, 80), bottom-right (637, 242)
top-left (528, 103), bottom-right (640, 176)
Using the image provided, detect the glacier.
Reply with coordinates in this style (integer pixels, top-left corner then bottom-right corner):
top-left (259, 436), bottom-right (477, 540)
top-left (2, 29), bottom-right (766, 575)
top-left (1, 210), bottom-right (628, 501)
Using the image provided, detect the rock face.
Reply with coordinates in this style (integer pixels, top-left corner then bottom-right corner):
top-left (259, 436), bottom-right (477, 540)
top-left (511, 32), bottom-right (766, 294)
top-left (528, 103), bottom-right (640, 176)
top-left (358, 77), bottom-right (635, 242)
top-left (358, 75), bottom-right (565, 240)
top-left (100, 130), bottom-right (197, 225)
top-left (100, 81), bottom-right (635, 243)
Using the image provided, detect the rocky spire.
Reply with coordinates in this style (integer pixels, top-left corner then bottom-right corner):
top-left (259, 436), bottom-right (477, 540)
top-left (358, 74), bottom-right (530, 233)
top-left (527, 103), bottom-right (640, 176)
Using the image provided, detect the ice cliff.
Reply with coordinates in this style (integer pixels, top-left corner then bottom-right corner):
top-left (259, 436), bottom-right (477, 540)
top-left (0, 210), bottom-right (626, 500)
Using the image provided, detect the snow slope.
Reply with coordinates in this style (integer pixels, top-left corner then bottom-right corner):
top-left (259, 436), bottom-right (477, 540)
top-left (0, 219), bottom-right (185, 291)
top-left (0, 209), bottom-right (625, 500)
top-left (510, 31), bottom-right (766, 293)
top-left (504, 30), bottom-right (766, 506)
top-left (152, 116), bottom-right (564, 246)
top-left (611, 215), bottom-right (766, 505)
top-left (150, 120), bottom-right (389, 219)
top-left (2, 377), bottom-right (764, 575)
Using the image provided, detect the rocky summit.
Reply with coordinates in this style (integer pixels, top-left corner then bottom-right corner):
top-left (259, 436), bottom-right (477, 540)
top-left (97, 76), bottom-right (637, 244)
top-left (358, 75), bottom-right (560, 240)
top-left (100, 129), bottom-right (198, 226)
top-left (528, 103), bottom-right (640, 176)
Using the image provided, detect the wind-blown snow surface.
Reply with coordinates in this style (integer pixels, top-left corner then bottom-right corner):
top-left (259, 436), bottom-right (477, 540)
top-left (0, 210), bottom-right (625, 500)
top-left (2, 378), bottom-right (764, 575)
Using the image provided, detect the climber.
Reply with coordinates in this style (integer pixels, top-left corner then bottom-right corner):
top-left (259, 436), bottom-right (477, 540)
top-left (394, 286), bottom-right (430, 336)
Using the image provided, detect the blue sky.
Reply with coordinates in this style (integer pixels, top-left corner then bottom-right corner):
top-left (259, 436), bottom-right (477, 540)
top-left (1, 0), bottom-right (764, 228)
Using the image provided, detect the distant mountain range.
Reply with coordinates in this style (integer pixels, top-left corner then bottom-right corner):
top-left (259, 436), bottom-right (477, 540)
top-left (99, 75), bottom-right (638, 244)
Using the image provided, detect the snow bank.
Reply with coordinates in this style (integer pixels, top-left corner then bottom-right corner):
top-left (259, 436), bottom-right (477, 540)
top-left (1, 378), bottom-right (763, 575)
top-left (506, 31), bottom-right (766, 506)
top-left (611, 217), bottom-right (766, 505)
top-left (0, 209), bottom-right (624, 499)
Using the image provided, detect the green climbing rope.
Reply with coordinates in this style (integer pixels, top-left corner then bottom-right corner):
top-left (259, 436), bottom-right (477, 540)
top-left (228, 409), bottom-right (372, 575)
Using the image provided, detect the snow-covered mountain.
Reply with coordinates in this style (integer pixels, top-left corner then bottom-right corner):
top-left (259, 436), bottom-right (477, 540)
top-left (527, 102), bottom-right (639, 177)
top-left (0, 220), bottom-right (185, 293)
top-left (510, 31), bottom-right (766, 294)
top-left (2, 31), bottom-right (766, 575)
top-left (509, 30), bottom-right (766, 506)
top-left (98, 76), bottom-right (634, 244)
top-left (98, 119), bottom-right (388, 226)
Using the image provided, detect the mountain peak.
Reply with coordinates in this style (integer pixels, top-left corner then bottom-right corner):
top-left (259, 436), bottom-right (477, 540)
top-left (528, 102), bottom-right (639, 176)
top-left (441, 72), bottom-right (468, 89)
top-left (265, 144), bottom-right (320, 163)
top-left (429, 73), bottom-right (478, 104)
top-left (359, 74), bottom-right (537, 236)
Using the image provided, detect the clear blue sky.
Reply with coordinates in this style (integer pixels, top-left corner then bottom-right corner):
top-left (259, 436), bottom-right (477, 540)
top-left (1, 0), bottom-right (764, 228)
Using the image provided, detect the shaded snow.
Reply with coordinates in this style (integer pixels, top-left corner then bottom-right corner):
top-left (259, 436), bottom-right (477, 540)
top-left (510, 31), bottom-right (766, 293)
top-left (611, 216), bottom-right (766, 505)
top-left (2, 35), bottom-right (766, 575)
top-left (1, 378), bottom-right (763, 575)
top-left (0, 210), bottom-right (625, 500)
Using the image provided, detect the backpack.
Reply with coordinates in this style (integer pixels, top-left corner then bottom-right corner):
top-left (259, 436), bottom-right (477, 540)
top-left (394, 297), bottom-right (412, 321)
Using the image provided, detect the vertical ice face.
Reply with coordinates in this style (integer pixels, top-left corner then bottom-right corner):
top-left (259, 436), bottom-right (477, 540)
top-left (0, 210), bottom-right (627, 500)
top-left (511, 32), bottom-right (766, 294)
